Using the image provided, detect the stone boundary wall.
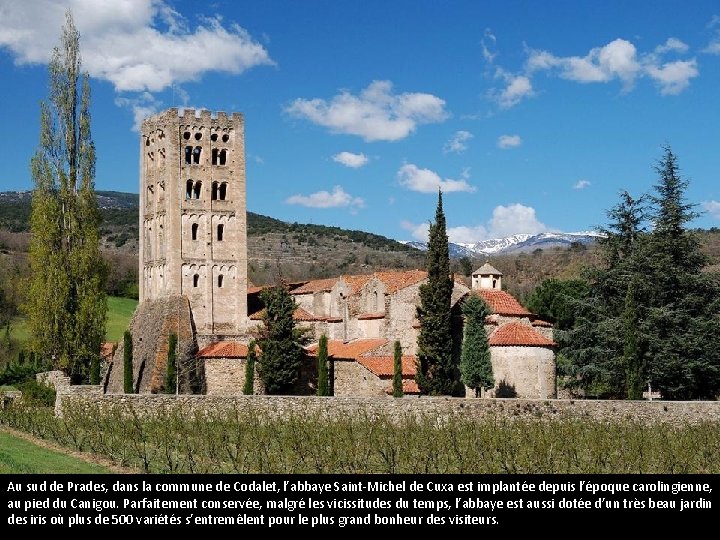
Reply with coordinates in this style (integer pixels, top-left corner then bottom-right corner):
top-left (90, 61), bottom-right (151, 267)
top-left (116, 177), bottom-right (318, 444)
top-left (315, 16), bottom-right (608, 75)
top-left (55, 391), bottom-right (720, 426)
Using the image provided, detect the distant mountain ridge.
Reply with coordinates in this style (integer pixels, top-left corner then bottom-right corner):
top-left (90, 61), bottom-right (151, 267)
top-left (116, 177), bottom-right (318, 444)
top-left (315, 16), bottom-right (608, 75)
top-left (402, 231), bottom-right (604, 257)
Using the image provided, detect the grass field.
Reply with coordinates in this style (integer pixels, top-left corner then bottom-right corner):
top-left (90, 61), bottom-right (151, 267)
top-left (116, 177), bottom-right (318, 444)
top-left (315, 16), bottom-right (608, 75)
top-left (0, 429), bottom-right (109, 473)
top-left (8, 295), bottom-right (137, 346)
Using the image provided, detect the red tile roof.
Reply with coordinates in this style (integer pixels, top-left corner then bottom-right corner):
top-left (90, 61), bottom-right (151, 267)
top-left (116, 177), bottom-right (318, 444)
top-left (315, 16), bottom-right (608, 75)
top-left (100, 342), bottom-right (115, 361)
top-left (341, 274), bottom-right (373, 294)
top-left (473, 289), bottom-right (531, 316)
top-left (356, 355), bottom-right (416, 377)
top-left (385, 379), bottom-right (421, 394)
top-left (357, 312), bottom-right (385, 320)
top-left (531, 319), bottom-right (553, 328)
top-left (290, 277), bottom-right (338, 294)
top-left (488, 322), bottom-right (556, 347)
top-left (374, 270), bottom-right (427, 294)
top-left (307, 339), bottom-right (388, 360)
top-left (197, 341), bottom-right (252, 358)
top-left (247, 285), bottom-right (265, 295)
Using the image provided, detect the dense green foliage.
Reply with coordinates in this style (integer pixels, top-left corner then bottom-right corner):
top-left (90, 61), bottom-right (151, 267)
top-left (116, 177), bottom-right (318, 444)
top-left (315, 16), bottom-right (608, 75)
top-left (258, 285), bottom-right (306, 394)
top-left (416, 192), bottom-right (456, 395)
top-left (165, 333), bottom-right (177, 394)
top-left (460, 296), bottom-right (494, 395)
top-left (24, 13), bottom-right (107, 383)
top-left (392, 340), bottom-right (403, 398)
top-left (243, 341), bottom-right (256, 395)
top-left (525, 279), bottom-right (589, 330)
top-left (123, 330), bottom-right (133, 394)
top-left (562, 147), bottom-right (720, 399)
top-left (3, 403), bottom-right (719, 473)
top-left (316, 334), bottom-right (330, 396)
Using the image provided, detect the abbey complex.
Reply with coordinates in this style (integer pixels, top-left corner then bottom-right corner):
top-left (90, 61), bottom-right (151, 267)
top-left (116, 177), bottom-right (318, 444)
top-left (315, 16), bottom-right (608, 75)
top-left (104, 108), bottom-right (556, 399)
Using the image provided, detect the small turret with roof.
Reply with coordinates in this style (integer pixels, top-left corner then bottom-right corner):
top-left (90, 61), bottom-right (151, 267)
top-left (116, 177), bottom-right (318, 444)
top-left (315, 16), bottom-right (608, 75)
top-left (471, 262), bottom-right (502, 290)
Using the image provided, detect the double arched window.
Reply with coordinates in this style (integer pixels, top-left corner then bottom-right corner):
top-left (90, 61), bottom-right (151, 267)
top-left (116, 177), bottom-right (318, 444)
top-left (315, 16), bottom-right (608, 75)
top-left (185, 180), bottom-right (202, 199)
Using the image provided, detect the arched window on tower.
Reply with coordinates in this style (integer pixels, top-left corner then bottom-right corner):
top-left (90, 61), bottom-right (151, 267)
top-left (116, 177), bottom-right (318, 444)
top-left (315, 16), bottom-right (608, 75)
top-left (191, 223), bottom-right (199, 241)
top-left (217, 223), bottom-right (224, 241)
top-left (193, 181), bottom-right (202, 199)
top-left (219, 182), bottom-right (227, 200)
top-left (193, 274), bottom-right (199, 288)
top-left (219, 149), bottom-right (227, 166)
top-left (186, 179), bottom-right (193, 199)
top-left (193, 146), bottom-right (202, 164)
top-left (212, 148), bottom-right (219, 166)
top-left (211, 181), bottom-right (219, 201)
top-left (217, 274), bottom-right (224, 288)
top-left (184, 146), bottom-right (193, 164)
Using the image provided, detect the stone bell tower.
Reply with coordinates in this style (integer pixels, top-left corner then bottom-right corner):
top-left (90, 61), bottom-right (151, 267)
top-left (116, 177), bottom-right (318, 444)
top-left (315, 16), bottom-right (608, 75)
top-left (139, 108), bottom-right (248, 335)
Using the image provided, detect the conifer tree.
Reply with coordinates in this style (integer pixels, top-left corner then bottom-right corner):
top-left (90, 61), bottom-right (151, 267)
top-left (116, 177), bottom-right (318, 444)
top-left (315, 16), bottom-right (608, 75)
top-left (89, 354), bottom-right (100, 385)
top-left (123, 330), bottom-right (133, 394)
top-left (392, 340), bottom-right (404, 398)
top-left (165, 333), bottom-right (177, 394)
top-left (243, 341), bottom-right (256, 395)
top-left (416, 190), bottom-right (455, 395)
top-left (460, 295), bottom-right (494, 396)
top-left (25, 11), bottom-right (106, 383)
top-left (316, 334), bottom-right (330, 396)
top-left (258, 285), bottom-right (306, 394)
top-left (622, 279), bottom-right (645, 399)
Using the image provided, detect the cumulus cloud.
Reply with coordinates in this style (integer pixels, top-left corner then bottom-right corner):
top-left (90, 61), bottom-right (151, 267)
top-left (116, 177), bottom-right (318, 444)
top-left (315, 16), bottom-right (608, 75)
top-left (702, 200), bottom-right (720, 220)
top-left (526, 37), bottom-right (698, 95)
top-left (573, 179), bottom-right (591, 190)
top-left (402, 203), bottom-right (548, 243)
top-left (443, 130), bottom-right (473, 154)
top-left (285, 186), bottom-right (364, 209)
top-left (0, 0), bottom-right (274, 92)
top-left (332, 151), bottom-right (369, 168)
top-left (397, 164), bottom-right (476, 194)
top-left (703, 15), bottom-right (720, 54)
top-left (492, 70), bottom-right (534, 108)
top-left (286, 80), bottom-right (448, 142)
top-left (497, 134), bottom-right (522, 149)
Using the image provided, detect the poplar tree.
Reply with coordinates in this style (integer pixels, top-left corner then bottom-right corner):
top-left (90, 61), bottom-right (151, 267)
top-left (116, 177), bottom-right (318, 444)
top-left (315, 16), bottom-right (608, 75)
top-left (392, 340), bottom-right (404, 398)
top-left (460, 295), bottom-right (494, 396)
top-left (243, 341), bottom-right (256, 395)
top-left (416, 191), bottom-right (455, 395)
top-left (316, 334), bottom-right (330, 396)
top-left (25, 11), bottom-right (106, 383)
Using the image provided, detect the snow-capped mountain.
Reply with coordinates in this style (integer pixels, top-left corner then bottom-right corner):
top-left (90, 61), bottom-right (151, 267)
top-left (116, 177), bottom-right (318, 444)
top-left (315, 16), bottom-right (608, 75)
top-left (402, 231), bottom-right (604, 257)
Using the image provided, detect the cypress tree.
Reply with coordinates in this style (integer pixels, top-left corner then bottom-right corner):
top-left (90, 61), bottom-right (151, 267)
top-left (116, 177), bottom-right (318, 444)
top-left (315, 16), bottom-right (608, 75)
top-left (316, 334), bottom-right (329, 396)
top-left (89, 354), bottom-right (100, 385)
top-left (243, 341), bottom-right (256, 395)
top-left (165, 332), bottom-right (177, 394)
top-left (460, 295), bottom-right (494, 396)
top-left (416, 190), bottom-right (455, 395)
top-left (258, 284), bottom-right (306, 394)
top-left (622, 279), bottom-right (645, 399)
top-left (123, 330), bottom-right (133, 394)
top-left (25, 11), bottom-right (106, 383)
top-left (392, 340), bottom-right (404, 398)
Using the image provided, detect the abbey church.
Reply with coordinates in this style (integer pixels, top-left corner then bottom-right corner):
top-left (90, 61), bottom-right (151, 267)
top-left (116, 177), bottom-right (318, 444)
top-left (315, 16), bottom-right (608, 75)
top-left (105, 108), bottom-right (556, 399)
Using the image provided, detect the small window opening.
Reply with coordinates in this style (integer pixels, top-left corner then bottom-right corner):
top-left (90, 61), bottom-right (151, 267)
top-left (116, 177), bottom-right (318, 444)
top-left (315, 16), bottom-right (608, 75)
top-left (191, 223), bottom-right (199, 241)
top-left (217, 224), bottom-right (224, 241)
top-left (194, 132), bottom-right (202, 141)
top-left (211, 133), bottom-right (218, 142)
top-left (211, 181), bottom-right (219, 201)
top-left (219, 149), bottom-right (227, 166)
top-left (193, 146), bottom-right (201, 164)
top-left (193, 181), bottom-right (202, 199)
top-left (145, 138), bottom-right (150, 146)
top-left (184, 146), bottom-right (192, 164)
top-left (222, 133), bottom-right (229, 143)
top-left (186, 179), bottom-right (193, 199)
top-left (183, 131), bottom-right (191, 140)
top-left (217, 274), bottom-right (224, 288)
top-left (219, 182), bottom-right (227, 200)
top-left (211, 148), bottom-right (219, 165)
top-left (193, 274), bottom-right (199, 287)
top-left (492, 279), bottom-right (497, 289)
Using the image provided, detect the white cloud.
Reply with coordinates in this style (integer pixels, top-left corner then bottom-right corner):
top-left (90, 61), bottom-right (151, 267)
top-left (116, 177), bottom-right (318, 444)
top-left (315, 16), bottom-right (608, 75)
top-left (0, 0), bottom-right (274, 93)
top-left (114, 92), bottom-right (163, 131)
top-left (702, 200), bottom-right (720, 220)
top-left (703, 16), bottom-right (720, 54)
top-left (285, 186), bottom-right (364, 209)
top-left (443, 131), bottom-right (473, 154)
top-left (285, 80), bottom-right (448, 142)
top-left (497, 134), bottom-right (522, 149)
top-left (402, 203), bottom-right (548, 243)
top-left (332, 151), bottom-right (369, 168)
top-left (493, 71), bottom-right (533, 108)
top-left (526, 37), bottom-right (698, 95)
top-left (481, 28), bottom-right (497, 64)
top-left (573, 179), bottom-right (591, 190)
top-left (397, 164), bottom-right (476, 194)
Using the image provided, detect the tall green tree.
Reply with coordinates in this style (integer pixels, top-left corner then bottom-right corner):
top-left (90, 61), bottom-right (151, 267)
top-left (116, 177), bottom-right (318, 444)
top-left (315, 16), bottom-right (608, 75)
top-left (25, 11), bottom-right (106, 383)
top-left (123, 330), bottom-right (133, 394)
top-left (392, 340), bottom-right (404, 398)
top-left (416, 191), bottom-right (455, 395)
top-left (243, 341), bottom-right (256, 395)
top-left (526, 279), bottom-right (589, 330)
top-left (258, 285), bottom-right (306, 394)
top-left (622, 278), bottom-right (646, 399)
top-left (460, 295), bottom-right (494, 396)
top-left (316, 334), bottom-right (330, 396)
top-left (165, 333), bottom-right (177, 394)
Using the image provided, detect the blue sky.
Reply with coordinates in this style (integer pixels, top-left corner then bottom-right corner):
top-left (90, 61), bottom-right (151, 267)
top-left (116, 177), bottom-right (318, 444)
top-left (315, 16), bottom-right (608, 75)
top-left (1, 0), bottom-right (719, 243)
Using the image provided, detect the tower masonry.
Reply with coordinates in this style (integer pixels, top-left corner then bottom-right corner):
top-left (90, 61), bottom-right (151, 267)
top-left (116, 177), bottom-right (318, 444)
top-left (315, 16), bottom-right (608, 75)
top-left (139, 108), bottom-right (248, 335)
